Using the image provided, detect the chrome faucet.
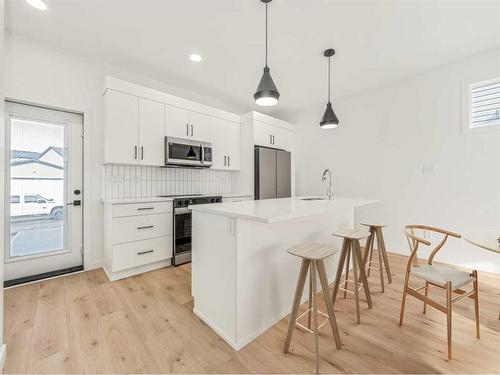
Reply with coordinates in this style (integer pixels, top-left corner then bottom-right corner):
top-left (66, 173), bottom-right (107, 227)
top-left (322, 169), bottom-right (334, 200)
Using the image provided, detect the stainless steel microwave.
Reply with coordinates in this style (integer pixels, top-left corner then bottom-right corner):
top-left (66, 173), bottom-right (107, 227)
top-left (165, 137), bottom-right (213, 168)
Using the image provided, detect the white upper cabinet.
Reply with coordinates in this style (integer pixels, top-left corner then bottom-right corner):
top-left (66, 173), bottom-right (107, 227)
top-left (253, 120), bottom-right (272, 147)
top-left (104, 77), bottom-right (241, 166)
top-left (104, 90), bottom-right (139, 165)
top-left (138, 98), bottom-right (165, 166)
top-left (210, 118), bottom-right (241, 170)
top-left (210, 117), bottom-right (227, 169)
top-left (189, 111), bottom-right (210, 142)
top-left (164, 104), bottom-right (210, 142)
top-left (104, 90), bottom-right (165, 166)
top-left (164, 104), bottom-right (190, 139)
top-left (270, 125), bottom-right (290, 150)
top-left (226, 121), bottom-right (241, 170)
top-left (253, 120), bottom-right (292, 151)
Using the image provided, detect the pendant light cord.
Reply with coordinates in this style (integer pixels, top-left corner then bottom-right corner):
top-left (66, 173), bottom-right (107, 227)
top-left (265, 2), bottom-right (268, 67)
top-left (328, 55), bottom-right (331, 103)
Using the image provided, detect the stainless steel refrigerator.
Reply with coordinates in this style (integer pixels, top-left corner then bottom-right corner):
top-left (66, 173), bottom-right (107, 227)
top-left (254, 146), bottom-right (291, 200)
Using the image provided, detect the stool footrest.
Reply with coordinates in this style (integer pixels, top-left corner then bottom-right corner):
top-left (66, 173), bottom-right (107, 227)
top-left (338, 279), bottom-right (365, 290)
top-left (339, 286), bottom-right (363, 294)
top-left (295, 308), bottom-right (330, 333)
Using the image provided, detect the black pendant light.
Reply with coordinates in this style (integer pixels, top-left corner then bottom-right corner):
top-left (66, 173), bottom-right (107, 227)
top-left (254, 0), bottom-right (280, 106)
top-left (320, 49), bottom-right (339, 129)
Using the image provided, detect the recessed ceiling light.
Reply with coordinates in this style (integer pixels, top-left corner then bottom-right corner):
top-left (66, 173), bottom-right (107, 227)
top-left (189, 54), bottom-right (202, 63)
top-left (25, 0), bottom-right (47, 10)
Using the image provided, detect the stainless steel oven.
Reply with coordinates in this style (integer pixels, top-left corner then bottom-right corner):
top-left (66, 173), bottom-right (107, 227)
top-left (165, 137), bottom-right (212, 168)
top-left (159, 195), bottom-right (222, 266)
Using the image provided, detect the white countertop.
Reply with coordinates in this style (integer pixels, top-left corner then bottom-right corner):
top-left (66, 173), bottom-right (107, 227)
top-left (102, 193), bottom-right (252, 204)
top-left (190, 196), bottom-right (379, 223)
top-left (463, 229), bottom-right (500, 254)
top-left (102, 197), bottom-right (174, 204)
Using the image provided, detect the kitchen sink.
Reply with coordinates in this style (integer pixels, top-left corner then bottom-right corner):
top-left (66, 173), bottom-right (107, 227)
top-left (300, 197), bottom-right (329, 201)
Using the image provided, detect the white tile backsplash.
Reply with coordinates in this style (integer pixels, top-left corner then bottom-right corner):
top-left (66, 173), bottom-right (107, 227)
top-left (101, 165), bottom-right (231, 199)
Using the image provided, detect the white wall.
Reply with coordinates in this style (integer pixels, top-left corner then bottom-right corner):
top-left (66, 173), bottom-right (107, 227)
top-left (294, 48), bottom-right (500, 274)
top-left (4, 32), bottom-right (242, 269)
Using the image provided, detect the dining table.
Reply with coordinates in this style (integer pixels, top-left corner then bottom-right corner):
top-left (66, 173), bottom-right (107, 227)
top-left (462, 229), bottom-right (500, 319)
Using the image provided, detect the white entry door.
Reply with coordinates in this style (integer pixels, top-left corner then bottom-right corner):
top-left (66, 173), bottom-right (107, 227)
top-left (4, 101), bottom-right (83, 283)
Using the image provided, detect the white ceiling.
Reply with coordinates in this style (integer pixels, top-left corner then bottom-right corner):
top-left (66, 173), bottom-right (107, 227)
top-left (5, 0), bottom-right (500, 118)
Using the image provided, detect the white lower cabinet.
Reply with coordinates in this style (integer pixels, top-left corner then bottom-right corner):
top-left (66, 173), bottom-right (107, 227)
top-left (112, 236), bottom-right (172, 272)
top-left (111, 213), bottom-right (172, 244)
top-left (104, 200), bottom-right (173, 281)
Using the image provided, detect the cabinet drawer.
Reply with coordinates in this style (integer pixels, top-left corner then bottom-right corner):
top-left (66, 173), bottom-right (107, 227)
top-left (112, 236), bottom-right (172, 272)
top-left (111, 213), bottom-right (172, 244)
top-left (112, 201), bottom-right (172, 218)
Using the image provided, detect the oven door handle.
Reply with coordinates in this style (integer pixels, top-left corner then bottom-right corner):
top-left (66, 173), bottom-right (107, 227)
top-left (174, 207), bottom-right (191, 215)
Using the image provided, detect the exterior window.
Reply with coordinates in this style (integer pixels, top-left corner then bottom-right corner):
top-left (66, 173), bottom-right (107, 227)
top-left (465, 77), bottom-right (500, 132)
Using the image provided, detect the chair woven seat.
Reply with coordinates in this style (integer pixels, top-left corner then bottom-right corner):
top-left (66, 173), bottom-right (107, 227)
top-left (411, 264), bottom-right (473, 290)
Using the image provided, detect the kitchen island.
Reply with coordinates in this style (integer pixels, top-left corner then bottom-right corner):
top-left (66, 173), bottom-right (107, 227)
top-left (190, 196), bottom-right (378, 350)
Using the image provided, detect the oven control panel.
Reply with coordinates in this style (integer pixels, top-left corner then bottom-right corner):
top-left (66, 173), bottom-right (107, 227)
top-left (174, 196), bottom-right (222, 208)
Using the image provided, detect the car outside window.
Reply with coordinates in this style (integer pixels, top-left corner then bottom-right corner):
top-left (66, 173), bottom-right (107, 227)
top-left (24, 195), bottom-right (38, 203)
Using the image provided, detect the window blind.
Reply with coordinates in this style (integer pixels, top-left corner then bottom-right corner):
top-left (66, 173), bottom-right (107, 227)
top-left (471, 79), bottom-right (500, 127)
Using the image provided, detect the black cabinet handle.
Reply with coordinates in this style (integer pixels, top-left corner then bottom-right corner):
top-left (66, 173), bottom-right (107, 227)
top-left (186, 124), bottom-right (189, 136)
top-left (190, 124), bottom-right (194, 137)
top-left (137, 207), bottom-right (154, 211)
top-left (134, 145), bottom-right (138, 159)
top-left (137, 225), bottom-right (154, 230)
top-left (137, 249), bottom-right (154, 255)
top-left (141, 146), bottom-right (144, 160)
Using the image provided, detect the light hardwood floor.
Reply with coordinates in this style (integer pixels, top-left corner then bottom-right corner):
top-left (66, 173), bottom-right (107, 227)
top-left (5, 253), bottom-right (500, 373)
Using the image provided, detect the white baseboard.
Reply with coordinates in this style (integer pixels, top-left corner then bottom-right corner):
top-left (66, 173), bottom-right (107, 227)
top-left (193, 293), bottom-right (310, 351)
top-left (103, 259), bottom-right (172, 282)
top-left (85, 259), bottom-right (104, 271)
top-left (0, 344), bottom-right (7, 371)
top-left (193, 308), bottom-right (241, 350)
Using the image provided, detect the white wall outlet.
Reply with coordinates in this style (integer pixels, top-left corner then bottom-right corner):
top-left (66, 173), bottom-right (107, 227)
top-left (422, 165), bottom-right (436, 175)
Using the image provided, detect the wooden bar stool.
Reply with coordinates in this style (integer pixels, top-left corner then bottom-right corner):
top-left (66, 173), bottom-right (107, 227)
top-left (284, 243), bottom-right (342, 374)
top-left (361, 222), bottom-right (392, 292)
top-left (331, 229), bottom-right (373, 324)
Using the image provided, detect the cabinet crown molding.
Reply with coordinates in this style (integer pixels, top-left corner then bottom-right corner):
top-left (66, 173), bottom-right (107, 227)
top-left (103, 76), bottom-right (240, 123)
top-left (240, 111), bottom-right (295, 131)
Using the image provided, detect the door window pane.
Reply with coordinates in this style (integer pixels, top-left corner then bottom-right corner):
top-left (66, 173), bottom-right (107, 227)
top-left (10, 118), bottom-right (65, 257)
